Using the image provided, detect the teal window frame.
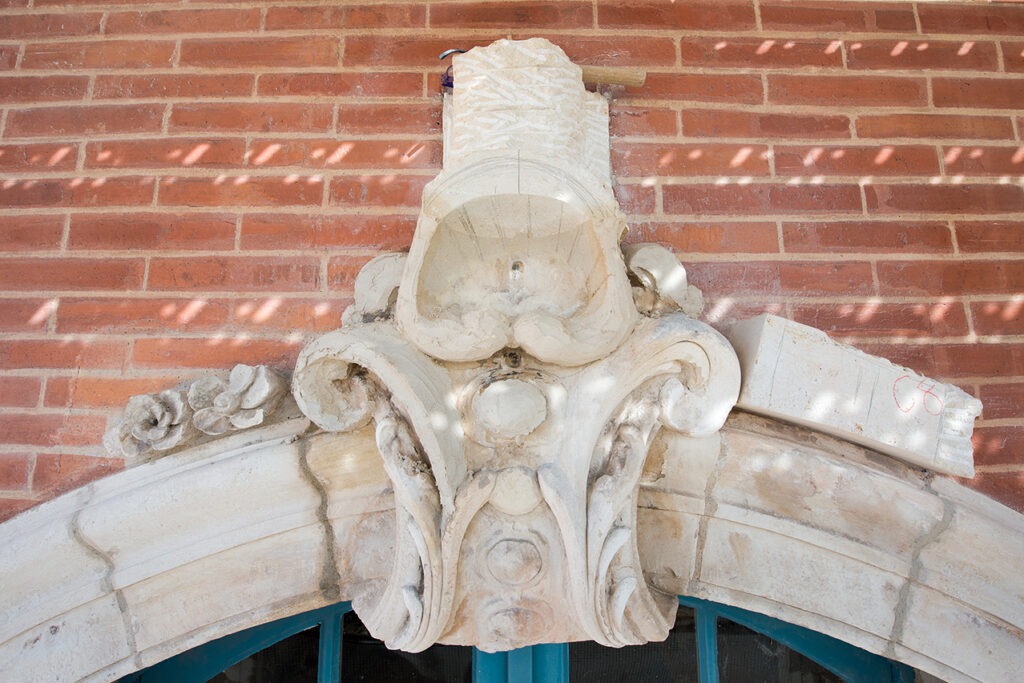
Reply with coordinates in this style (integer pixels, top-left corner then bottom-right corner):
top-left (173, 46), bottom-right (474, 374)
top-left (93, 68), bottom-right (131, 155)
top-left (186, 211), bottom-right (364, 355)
top-left (121, 597), bottom-right (914, 683)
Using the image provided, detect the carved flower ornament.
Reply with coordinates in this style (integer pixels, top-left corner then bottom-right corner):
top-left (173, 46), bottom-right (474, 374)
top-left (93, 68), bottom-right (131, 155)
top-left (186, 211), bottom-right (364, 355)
top-left (188, 364), bottom-right (287, 436)
top-left (104, 389), bottom-right (193, 458)
top-left (105, 364), bottom-right (288, 459)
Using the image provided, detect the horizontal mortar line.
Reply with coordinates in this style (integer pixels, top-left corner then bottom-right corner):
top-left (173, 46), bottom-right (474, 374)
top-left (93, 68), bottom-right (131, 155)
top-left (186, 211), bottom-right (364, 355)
top-left (620, 173), bottom-right (1024, 184)
top-left (0, 167), bottom-right (438, 178)
top-left (705, 295), bottom-right (1024, 304)
top-left (680, 250), bottom-right (1024, 261)
top-left (0, 293), bottom-right (353, 301)
top-left (0, 205), bottom-right (421, 216)
top-left (0, 330), bottom-right (315, 340)
top-left (974, 464), bottom-right (1024, 474)
top-left (0, 247), bottom-right (400, 257)
top-left (835, 334), bottom-right (1024, 345)
top-left (0, 446), bottom-right (114, 458)
top-left (976, 417), bottom-right (1024, 427)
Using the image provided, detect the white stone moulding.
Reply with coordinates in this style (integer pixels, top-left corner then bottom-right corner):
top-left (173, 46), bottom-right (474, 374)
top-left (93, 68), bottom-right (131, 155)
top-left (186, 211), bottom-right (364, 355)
top-left (0, 37), bottom-right (1012, 683)
top-left (0, 417), bottom-right (1021, 683)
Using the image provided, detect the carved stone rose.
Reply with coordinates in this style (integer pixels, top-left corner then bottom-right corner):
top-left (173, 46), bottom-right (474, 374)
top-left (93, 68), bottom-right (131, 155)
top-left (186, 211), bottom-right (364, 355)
top-left (104, 389), bottom-right (193, 458)
top-left (188, 364), bottom-right (287, 436)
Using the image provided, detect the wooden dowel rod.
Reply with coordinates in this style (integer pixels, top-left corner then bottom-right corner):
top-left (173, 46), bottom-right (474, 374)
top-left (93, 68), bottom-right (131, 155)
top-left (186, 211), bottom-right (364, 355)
top-left (580, 65), bottom-right (647, 87)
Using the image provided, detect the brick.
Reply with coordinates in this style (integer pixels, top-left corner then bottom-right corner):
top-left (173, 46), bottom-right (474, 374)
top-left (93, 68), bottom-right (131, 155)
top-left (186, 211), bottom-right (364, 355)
top-left (343, 36), bottom-right (495, 67)
top-left (0, 378), bottom-right (41, 408)
top-left (0, 340), bottom-right (128, 370)
top-left (44, 375), bottom-right (187, 408)
top-left (327, 254), bottom-right (375, 291)
top-left (158, 176), bottom-right (324, 208)
top-left (1005, 42), bottom-right (1024, 73)
top-left (259, 72), bottom-right (421, 98)
top-left (241, 214), bottom-right (416, 250)
top-left (918, 5), bottom-right (1024, 35)
top-left (609, 107), bottom-right (677, 137)
top-left (783, 221), bottom-right (952, 253)
top-left (597, 0), bottom-right (755, 30)
top-left (0, 45), bottom-right (18, 69)
top-left (5, 105), bottom-right (164, 138)
top-left (266, 4), bottom-right (426, 29)
top-left (337, 102), bottom-right (442, 135)
top-left (21, 40), bottom-right (175, 69)
top-left (978, 383), bottom-right (1024, 420)
top-left (879, 261), bottom-right (1024, 297)
top-left (230, 297), bottom-right (346, 333)
top-left (970, 473), bottom-right (1024, 513)
top-left (0, 177), bottom-right (156, 208)
top-left (663, 183), bottom-right (862, 215)
top-left (247, 139), bottom-right (442, 170)
top-left (611, 143), bottom-right (770, 176)
top-left (855, 342), bottom-right (1024, 379)
top-left (638, 74), bottom-right (763, 104)
top-left (33, 454), bottom-right (122, 496)
top-left (105, 8), bottom-right (261, 34)
top-left (972, 300), bottom-right (1024, 336)
top-left (0, 498), bottom-right (36, 522)
top-left (0, 215), bottom-right (64, 251)
top-left (0, 299), bottom-right (54, 331)
top-left (972, 428), bottom-right (1024, 467)
top-left (685, 261), bottom-right (874, 296)
top-left (791, 302), bottom-right (969, 338)
top-left (774, 145), bottom-right (940, 176)
top-left (148, 256), bottom-right (321, 292)
top-left (133, 337), bottom-right (301, 369)
top-left (856, 114), bottom-right (1015, 140)
top-left (180, 37), bottom-right (339, 68)
top-left (86, 139), bottom-right (245, 170)
top-left (0, 76), bottom-right (88, 104)
top-left (768, 74), bottom-right (927, 107)
top-left (170, 103), bottom-right (333, 133)
top-left (0, 143), bottom-right (77, 171)
top-left (328, 175), bottom-right (431, 208)
top-left (614, 183), bottom-right (656, 214)
top-left (68, 213), bottom-right (236, 250)
top-left (432, 2), bottom-right (591, 28)
top-left (943, 145), bottom-right (1024, 176)
top-left (625, 221), bottom-right (778, 254)
top-left (0, 453), bottom-right (31, 490)
top-left (934, 78), bottom-right (1024, 110)
top-left (681, 38), bottom-right (843, 69)
top-left (760, 1), bottom-right (915, 32)
top-left (680, 109), bottom-right (851, 139)
top-left (847, 40), bottom-right (999, 72)
top-left (57, 297), bottom-right (230, 334)
top-left (0, 13), bottom-right (102, 40)
top-left (956, 221), bottom-right (1024, 253)
top-left (865, 184), bottom-right (1024, 215)
top-left (0, 258), bottom-right (143, 291)
top-left (94, 74), bottom-right (255, 99)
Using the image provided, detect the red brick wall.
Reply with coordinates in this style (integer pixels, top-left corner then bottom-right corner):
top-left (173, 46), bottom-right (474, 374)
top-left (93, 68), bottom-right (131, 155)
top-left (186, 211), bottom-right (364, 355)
top-left (1, 0), bottom-right (1022, 520)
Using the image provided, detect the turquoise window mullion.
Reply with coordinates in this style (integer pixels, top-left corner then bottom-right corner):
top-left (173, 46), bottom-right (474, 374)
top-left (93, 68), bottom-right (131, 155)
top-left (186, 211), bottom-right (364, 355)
top-left (317, 608), bottom-right (343, 683)
top-left (695, 603), bottom-right (721, 683)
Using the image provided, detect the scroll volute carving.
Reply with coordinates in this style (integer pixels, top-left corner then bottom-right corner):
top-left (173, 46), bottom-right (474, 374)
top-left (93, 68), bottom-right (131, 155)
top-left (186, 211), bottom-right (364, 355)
top-left (292, 39), bottom-right (741, 652)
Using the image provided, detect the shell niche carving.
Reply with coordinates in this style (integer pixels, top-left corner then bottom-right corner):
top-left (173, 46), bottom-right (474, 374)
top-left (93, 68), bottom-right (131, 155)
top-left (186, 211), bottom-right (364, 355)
top-left (292, 39), bottom-right (741, 652)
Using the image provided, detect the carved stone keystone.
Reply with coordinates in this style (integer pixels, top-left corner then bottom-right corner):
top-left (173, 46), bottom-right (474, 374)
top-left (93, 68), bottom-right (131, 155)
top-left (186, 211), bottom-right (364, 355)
top-left (292, 39), bottom-right (741, 651)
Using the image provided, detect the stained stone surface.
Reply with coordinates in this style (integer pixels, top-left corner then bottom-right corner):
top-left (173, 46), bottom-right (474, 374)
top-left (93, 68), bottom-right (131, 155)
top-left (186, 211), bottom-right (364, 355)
top-left (726, 314), bottom-right (982, 477)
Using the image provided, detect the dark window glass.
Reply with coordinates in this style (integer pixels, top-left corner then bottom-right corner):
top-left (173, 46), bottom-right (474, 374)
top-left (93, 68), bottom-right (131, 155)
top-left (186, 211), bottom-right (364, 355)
top-left (568, 605), bottom-right (699, 682)
top-left (338, 611), bottom-right (472, 682)
top-left (207, 626), bottom-right (319, 683)
top-left (717, 618), bottom-right (842, 683)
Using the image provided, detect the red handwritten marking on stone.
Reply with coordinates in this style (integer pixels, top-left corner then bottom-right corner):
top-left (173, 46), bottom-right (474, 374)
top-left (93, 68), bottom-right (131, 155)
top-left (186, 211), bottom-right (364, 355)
top-left (892, 375), bottom-right (944, 416)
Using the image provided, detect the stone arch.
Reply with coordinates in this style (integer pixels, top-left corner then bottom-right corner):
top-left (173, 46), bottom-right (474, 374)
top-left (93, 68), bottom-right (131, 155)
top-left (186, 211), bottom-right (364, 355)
top-left (1, 412), bottom-right (1020, 683)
